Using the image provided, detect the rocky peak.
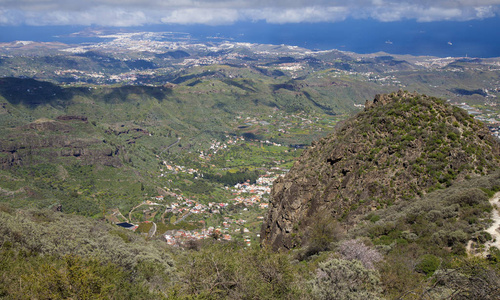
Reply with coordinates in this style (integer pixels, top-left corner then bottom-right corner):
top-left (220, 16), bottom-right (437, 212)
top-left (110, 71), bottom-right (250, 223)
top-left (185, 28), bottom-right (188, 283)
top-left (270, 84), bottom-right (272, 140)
top-left (261, 92), bottom-right (500, 250)
top-left (364, 90), bottom-right (418, 110)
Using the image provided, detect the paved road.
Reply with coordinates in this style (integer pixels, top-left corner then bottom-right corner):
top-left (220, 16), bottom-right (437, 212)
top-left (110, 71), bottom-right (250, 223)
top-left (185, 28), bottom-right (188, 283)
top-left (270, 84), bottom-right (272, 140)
top-left (174, 211), bottom-right (192, 225)
top-left (160, 138), bottom-right (181, 155)
top-left (148, 222), bottom-right (157, 238)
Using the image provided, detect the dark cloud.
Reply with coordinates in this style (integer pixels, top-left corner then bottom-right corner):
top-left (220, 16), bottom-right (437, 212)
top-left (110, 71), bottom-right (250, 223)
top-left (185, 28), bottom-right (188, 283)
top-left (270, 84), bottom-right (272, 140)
top-left (0, 0), bottom-right (499, 26)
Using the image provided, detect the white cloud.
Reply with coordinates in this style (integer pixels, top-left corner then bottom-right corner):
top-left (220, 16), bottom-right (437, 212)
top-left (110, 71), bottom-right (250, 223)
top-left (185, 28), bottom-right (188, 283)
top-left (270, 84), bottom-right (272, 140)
top-left (0, 9), bottom-right (20, 25)
top-left (475, 5), bottom-right (496, 18)
top-left (370, 5), bottom-right (464, 22)
top-left (161, 8), bottom-right (239, 25)
top-left (12, 7), bottom-right (152, 26)
top-left (0, 0), bottom-right (499, 26)
top-left (368, 3), bottom-right (498, 22)
top-left (245, 7), bottom-right (348, 24)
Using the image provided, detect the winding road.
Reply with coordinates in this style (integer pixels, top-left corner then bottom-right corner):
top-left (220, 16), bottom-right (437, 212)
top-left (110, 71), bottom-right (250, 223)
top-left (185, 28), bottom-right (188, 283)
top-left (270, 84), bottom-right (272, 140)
top-left (174, 211), bottom-right (192, 225)
top-left (148, 222), bottom-right (157, 239)
top-left (160, 138), bottom-right (181, 155)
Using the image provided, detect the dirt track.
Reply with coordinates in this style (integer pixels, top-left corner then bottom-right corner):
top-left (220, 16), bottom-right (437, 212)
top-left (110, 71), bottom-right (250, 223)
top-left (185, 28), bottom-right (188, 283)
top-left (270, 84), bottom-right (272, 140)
top-left (485, 192), bottom-right (500, 251)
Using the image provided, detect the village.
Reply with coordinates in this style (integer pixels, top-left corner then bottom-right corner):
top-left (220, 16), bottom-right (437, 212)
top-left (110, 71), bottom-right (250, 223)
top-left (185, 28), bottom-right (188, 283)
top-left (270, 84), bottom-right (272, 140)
top-left (157, 168), bottom-right (278, 246)
top-left (109, 134), bottom-right (283, 248)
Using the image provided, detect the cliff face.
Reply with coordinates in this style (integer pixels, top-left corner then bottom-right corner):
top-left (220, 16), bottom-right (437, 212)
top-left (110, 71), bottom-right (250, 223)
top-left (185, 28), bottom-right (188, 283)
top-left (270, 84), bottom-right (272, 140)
top-left (0, 117), bottom-right (123, 169)
top-left (261, 91), bottom-right (500, 250)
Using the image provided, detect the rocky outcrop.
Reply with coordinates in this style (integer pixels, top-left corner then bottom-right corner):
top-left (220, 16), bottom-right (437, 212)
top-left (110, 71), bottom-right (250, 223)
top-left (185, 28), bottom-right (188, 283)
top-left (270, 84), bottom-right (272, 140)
top-left (261, 91), bottom-right (500, 250)
top-left (364, 91), bottom-right (418, 110)
top-left (56, 115), bottom-right (88, 122)
top-left (0, 118), bottom-right (122, 169)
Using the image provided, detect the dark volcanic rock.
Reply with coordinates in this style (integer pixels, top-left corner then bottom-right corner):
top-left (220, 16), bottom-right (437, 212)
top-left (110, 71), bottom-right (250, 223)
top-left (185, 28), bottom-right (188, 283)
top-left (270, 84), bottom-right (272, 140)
top-left (0, 119), bottom-right (122, 169)
top-left (261, 91), bottom-right (500, 250)
top-left (56, 115), bottom-right (88, 122)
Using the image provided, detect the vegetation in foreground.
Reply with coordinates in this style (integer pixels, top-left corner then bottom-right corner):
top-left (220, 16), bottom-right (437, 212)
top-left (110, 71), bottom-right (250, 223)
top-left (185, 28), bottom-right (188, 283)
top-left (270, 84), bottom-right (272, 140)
top-left (1, 169), bottom-right (500, 299)
top-left (1, 75), bottom-right (500, 298)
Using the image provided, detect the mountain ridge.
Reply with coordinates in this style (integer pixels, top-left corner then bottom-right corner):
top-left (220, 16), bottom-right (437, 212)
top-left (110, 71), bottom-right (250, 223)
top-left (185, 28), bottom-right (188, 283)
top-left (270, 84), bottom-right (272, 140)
top-left (261, 90), bottom-right (500, 250)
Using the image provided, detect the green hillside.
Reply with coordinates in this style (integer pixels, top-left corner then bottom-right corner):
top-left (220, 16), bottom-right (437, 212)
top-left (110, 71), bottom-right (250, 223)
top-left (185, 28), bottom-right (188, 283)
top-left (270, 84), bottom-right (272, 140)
top-left (0, 75), bottom-right (356, 216)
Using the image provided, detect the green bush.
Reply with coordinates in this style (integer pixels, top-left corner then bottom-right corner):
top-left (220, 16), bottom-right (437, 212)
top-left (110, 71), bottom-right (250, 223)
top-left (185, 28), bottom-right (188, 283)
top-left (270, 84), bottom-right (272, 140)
top-left (415, 254), bottom-right (441, 276)
top-left (369, 214), bottom-right (380, 223)
top-left (446, 188), bottom-right (488, 207)
top-left (430, 258), bottom-right (500, 299)
top-left (475, 231), bottom-right (492, 244)
top-left (447, 132), bottom-right (458, 141)
top-left (480, 186), bottom-right (500, 198)
top-left (302, 213), bottom-right (344, 258)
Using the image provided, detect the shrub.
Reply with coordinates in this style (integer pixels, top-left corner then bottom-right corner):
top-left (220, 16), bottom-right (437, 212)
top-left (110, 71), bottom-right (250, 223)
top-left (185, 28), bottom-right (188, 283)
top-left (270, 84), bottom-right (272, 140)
top-left (370, 214), bottom-right (380, 223)
top-left (426, 210), bottom-right (443, 222)
top-left (302, 213), bottom-right (344, 257)
top-left (338, 239), bottom-right (383, 269)
top-left (475, 231), bottom-right (492, 244)
top-left (310, 258), bottom-right (382, 300)
top-left (175, 242), bottom-right (304, 299)
top-left (480, 186), bottom-right (500, 198)
top-left (488, 246), bottom-right (500, 263)
top-left (447, 189), bottom-right (488, 207)
top-left (0, 250), bottom-right (156, 299)
top-left (430, 258), bottom-right (500, 299)
top-left (401, 231), bottom-right (418, 241)
top-left (0, 202), bottom-right (13, 214)
top-left (415, 254), bottom-right (441, 276)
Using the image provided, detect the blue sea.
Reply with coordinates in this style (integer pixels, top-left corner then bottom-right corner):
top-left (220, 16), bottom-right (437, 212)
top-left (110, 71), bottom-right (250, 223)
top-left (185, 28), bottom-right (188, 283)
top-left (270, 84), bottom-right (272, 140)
top-left (1, 18), bottom-right (499, 58)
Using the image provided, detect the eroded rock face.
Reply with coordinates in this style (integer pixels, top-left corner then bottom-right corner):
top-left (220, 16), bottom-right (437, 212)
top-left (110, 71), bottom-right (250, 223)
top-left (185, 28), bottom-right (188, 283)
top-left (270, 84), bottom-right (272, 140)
top-left (0, 118), bottom-right (122, 169)
top-left (261, 91), bottom-right (500, 250)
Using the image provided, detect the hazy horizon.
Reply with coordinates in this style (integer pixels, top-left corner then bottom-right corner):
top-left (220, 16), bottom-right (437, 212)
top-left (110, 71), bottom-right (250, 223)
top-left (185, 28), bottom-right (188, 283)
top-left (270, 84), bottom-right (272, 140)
top-left (1, 1), bottom-right (500, 57)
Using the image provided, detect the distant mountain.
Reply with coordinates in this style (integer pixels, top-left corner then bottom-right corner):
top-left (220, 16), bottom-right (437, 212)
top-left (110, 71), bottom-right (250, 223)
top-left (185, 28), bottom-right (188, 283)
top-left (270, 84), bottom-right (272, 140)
top-left (1, 37), bottom-right (500, 112)
top-left (261, 91), bottom-right (500, 250)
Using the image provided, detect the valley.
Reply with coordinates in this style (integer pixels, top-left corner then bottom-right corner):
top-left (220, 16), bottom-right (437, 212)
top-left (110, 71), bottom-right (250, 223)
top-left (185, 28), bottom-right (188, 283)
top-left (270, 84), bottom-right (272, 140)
top-left (2, 33), bottom-right (500, 245)
top-left (1, 30), bottom-right (500, 299)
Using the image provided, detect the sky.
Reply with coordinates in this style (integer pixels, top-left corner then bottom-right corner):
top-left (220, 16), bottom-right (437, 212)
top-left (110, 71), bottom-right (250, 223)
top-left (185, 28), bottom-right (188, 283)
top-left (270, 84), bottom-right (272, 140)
top-left (1, 1), bottom-right (500, 57)
top-left (1, 0), bottom-right (499, 26)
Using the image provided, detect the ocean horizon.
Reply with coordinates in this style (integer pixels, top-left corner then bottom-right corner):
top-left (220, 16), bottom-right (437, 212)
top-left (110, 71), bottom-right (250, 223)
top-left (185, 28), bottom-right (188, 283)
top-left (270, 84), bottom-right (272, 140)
top-left (1, 18), bottom-right (499, 58)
